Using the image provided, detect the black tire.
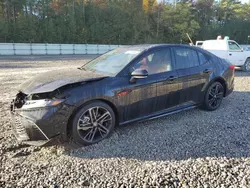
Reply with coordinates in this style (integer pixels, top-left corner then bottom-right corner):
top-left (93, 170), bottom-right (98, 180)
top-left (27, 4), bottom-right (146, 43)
top-left (203, 82), bottom-right (224, 111)
top-left (70, 101), bottom-right (115, 146)
top-left (242, 58), bottom-right (250, 72)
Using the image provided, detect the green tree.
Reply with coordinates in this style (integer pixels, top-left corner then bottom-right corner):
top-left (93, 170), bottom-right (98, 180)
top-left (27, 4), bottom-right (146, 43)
top-left (0, 0), bottom-right (249, 44)
top-left (159, 3), bottom-right (200, 43)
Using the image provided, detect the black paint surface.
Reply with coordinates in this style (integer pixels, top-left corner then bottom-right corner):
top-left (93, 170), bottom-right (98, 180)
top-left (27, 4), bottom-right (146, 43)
top-left (11, 44), bottom-right (234, 144)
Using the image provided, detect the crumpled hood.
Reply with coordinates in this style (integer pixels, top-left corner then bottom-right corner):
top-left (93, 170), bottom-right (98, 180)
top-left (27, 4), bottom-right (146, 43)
top-left (19, 68), bottom-right (108, 94)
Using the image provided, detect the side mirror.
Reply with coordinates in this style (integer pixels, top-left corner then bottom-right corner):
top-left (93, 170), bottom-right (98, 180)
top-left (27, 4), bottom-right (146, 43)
top-left (130, 69), bottom-right (148, 83)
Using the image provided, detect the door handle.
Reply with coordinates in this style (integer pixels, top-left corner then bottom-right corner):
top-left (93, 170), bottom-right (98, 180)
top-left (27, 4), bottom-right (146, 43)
top-left (203, 69), bottom-right (213, 73)
top-left (229, 53), bottom-right (232, 56)
top-left (167, 76), bottom-right (178, 81)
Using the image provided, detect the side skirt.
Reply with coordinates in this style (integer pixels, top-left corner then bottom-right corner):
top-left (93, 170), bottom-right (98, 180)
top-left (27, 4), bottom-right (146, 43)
top-left (119, 103), bottom-right (198, 126)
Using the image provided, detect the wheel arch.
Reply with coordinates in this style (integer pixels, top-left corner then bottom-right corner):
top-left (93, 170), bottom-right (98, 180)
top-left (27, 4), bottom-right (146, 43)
top-left (205, 77), bottom-right (228, 97)
top-left (245, 57), bottom-right (250, 64)
top-left (242, 57), bottom-right (250, 71)
top-left (66, 99), bottom-right (119, 139)
top-left (244, 57), bottom-right (250, 65)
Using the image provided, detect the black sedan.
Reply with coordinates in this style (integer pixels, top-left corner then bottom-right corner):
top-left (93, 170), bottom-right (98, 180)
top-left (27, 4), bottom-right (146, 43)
top-left (10, 44), bottom-right (234, 146)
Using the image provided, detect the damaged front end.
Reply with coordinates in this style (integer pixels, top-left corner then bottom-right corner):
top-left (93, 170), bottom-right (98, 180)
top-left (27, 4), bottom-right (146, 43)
top-left (10, 90), bottom-right (70, 146)
top-left (10, 68), bottom-right (108, 146)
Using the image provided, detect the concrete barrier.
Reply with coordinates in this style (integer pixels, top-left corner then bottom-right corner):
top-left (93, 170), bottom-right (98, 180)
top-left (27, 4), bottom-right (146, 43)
top-left (0, 43), bottom-right (121, 55)
top-left (0, 43), bottom-right (248, 56)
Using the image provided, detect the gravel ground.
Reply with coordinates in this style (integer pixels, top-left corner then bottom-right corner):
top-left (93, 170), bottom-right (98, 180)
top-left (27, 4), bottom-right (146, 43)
top-left (0, 57), bottom-right (250, 188)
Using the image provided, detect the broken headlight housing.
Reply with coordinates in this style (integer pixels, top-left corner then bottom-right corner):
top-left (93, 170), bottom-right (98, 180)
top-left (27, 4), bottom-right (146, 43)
top-left (21, 99), bottom-right (64, 109)
top-left (13, 90), bottom-right (65, 110)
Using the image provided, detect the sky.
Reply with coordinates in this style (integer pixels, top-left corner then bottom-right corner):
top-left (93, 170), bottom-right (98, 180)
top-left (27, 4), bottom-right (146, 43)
top-left (241, 0), bottom-right (249, 3)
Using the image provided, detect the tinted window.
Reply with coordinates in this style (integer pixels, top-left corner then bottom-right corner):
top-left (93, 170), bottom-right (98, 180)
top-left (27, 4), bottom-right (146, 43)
top-left (228, 41), bottom-right (241, 51)
top-left (174, 47), bottom-right (199, 69)
top-left (132, 48), bottom-right (173, 75)
top-left (198, 51), bottom-right (208, 65)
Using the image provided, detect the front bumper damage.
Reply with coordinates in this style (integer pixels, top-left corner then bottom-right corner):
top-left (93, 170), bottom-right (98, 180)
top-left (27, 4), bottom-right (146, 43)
top-left (10, 100), bottom-right (72, 146)
top-left (10, 112), bottom-right (50, 146)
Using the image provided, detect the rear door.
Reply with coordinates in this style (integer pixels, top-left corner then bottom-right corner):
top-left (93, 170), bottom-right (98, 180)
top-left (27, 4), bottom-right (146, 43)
top-left (172, 47), bottom-right (207, 105)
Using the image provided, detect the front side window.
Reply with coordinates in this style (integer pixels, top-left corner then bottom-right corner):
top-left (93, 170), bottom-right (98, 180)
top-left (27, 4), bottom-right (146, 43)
top-left (228, 41), bottom-right (241, 51)
top-left (132, 48), bottom-right (173, 75)
top-left (173, 47), bottom-right (199, 69)
top-left (82, 48), bottom-right (142, 75)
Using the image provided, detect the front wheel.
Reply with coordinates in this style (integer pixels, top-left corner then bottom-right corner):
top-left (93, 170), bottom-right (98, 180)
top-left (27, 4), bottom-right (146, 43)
top-left (203, 82), bottom-right (224, 111)
top-left (243, 58), bottom-right (250, 72)
top-left (71, 101), bottom-right (115, 146)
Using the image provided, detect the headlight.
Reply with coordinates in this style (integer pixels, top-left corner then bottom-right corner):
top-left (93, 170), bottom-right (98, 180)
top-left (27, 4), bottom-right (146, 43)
top-left (22, 99), bottom-right (64, 109)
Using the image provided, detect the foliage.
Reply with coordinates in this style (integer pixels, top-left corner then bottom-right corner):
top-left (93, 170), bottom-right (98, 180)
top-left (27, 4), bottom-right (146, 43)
top-left (0, 0), bottom-right (249, 44)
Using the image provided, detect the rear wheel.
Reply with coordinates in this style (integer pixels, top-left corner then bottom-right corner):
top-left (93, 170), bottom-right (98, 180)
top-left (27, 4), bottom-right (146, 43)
top-left (203, 82), bottom-right (224, 111)
top-left (243, 58), bottom-right (250, 72)
top-left (71, 101), bottom-right (115, 146)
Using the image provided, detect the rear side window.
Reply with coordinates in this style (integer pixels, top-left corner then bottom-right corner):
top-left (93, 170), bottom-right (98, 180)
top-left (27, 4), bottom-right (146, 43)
top-left (173, 47), bottom-right (199, 69)
top-left (197, 51), bottom-right (208, 65)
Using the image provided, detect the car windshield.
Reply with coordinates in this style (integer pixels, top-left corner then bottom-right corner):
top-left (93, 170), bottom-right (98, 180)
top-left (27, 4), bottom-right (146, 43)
top-left (81, 48), bottom-right (142, 75)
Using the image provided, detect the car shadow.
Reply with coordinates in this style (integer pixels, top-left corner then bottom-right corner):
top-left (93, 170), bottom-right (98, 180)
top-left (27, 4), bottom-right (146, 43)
top-left (65, 90), bottom-right (250, 161)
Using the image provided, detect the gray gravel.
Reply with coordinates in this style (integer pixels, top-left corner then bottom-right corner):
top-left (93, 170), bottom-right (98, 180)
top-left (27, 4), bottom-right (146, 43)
top-left (0, 57), bottom-right (250, 187)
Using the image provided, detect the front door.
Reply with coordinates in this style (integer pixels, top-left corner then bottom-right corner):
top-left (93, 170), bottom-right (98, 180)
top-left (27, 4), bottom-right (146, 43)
top-left (227, 41), bottom-right (245, 66)
top-left (115, 75), bottom-right (158, 122)
top-left (153, 48), bottom-right (180, 111)
top-left (116, 48), bottom-right (180, 122)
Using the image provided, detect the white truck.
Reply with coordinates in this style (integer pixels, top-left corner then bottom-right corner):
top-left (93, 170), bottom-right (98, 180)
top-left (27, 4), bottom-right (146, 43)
top-left (196, 39), bottom-right (250, 71)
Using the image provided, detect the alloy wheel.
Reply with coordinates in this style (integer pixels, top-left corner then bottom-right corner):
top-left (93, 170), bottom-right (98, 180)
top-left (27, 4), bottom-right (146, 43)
top-left (77, 106), bottom-right (112, 143)
top-left (207, 83), bottom-right (224, 109)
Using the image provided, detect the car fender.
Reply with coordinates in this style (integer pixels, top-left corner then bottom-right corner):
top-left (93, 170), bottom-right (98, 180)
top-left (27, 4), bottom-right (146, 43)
top-left (201, 76), bottom-right (228, 96)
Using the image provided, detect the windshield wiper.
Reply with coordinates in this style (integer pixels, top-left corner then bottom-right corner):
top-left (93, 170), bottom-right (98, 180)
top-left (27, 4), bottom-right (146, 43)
top-left (77, 67), bottom-right (86, 70)
top-left (77, 67), bottom-right (96, 73)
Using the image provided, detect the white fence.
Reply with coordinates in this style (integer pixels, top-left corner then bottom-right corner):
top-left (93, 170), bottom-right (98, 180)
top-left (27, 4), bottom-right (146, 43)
top-left (0, 43), bottom-right (248, 56)
top-left (0, 43), bottom-right (121, 55)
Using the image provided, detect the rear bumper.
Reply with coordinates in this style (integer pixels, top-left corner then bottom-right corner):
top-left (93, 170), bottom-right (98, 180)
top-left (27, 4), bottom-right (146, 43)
top-left (10, 103), bottom-right (73, 146)
top-left (225, 78), bottom-right (234, 97)
top-left (232, 63), bottom-right (245, 67)
top-left (225, 87), bottom-right (233, 97)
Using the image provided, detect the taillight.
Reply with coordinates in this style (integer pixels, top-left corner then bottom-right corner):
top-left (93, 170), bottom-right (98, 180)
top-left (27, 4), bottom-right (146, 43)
top-left (229, 65), bottom-right (235, 71)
